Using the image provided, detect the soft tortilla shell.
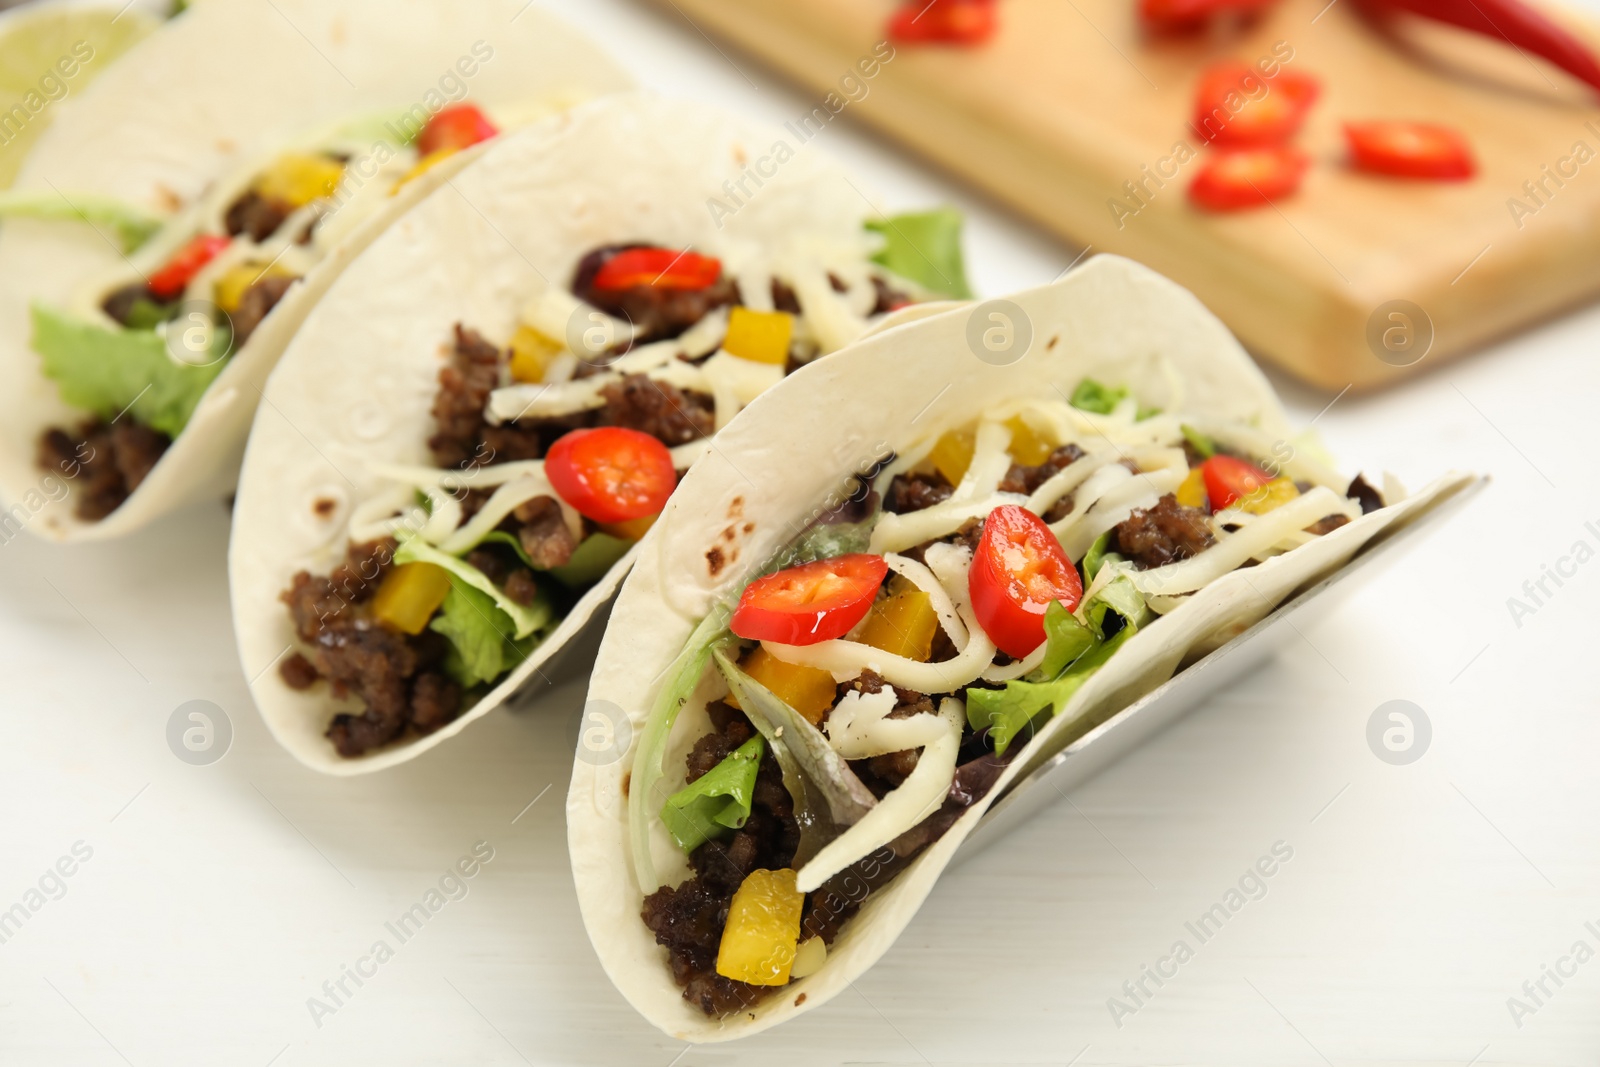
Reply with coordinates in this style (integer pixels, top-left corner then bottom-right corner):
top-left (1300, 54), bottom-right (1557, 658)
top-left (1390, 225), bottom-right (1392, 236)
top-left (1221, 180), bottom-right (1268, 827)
top-left (230, 94), bottom-right (883, 774)
top-left (0, 0), bottom-right (630, 542)
top-left (568, 254), bottom-right (1477, 1040)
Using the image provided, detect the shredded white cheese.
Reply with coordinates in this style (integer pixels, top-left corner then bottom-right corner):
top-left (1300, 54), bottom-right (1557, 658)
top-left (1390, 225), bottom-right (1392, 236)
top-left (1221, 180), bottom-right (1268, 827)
top-left (795, 696), bottom-right (964, 894)
top-left (882, 552), bottom-right (968, 652)
top-left (1128, 486), bottom-right (1358, 602)
top-left (825, 687), bottom-right (945, 759)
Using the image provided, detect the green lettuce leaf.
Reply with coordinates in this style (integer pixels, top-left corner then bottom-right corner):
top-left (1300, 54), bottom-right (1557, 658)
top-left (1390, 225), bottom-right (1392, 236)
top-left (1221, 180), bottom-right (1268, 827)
top-left (469, 529), bottom-right (632, 589)
top-left (1068, 378), bottom-right (1127, 415)
top-left (32, 304), bottom-right (226, 437)
top-left (660, 735), bottom-right (765, 853)
top-left (1082, 531), bottom-right (1115, 582)
top-left (0, 191), bottom-right (164, 252)
top-left (628, 606), bottom-right (734, 891)
top-left (967, 597), bottom-right (1144, 757)
top-left (1034, 600), bottom-right (1098, 682)
top-left (428, 580), bottom-right (532, 690)
top-left (393, 534), bottom-right (551, 639)
top-left (1083, 573), bottom-right (1152, 639)
top-left (549, 532), bottom-right (632, 587)
top-left (1181, 423), bottom-right (1217, 458)
top-left (967, 626), bottom-right (1132, 757)
top-left (866, 207), bottom-right (972, 300)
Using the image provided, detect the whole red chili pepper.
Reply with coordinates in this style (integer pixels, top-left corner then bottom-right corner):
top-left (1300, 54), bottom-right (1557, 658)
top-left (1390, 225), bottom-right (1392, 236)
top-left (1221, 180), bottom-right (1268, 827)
top-left (1355, 0), bottom-right (1600, 94)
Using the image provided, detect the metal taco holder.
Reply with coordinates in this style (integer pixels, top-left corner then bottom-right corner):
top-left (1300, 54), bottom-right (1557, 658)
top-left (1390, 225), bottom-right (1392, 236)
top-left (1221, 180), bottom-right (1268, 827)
top-left (954, 474), bottom-right (1488, 863)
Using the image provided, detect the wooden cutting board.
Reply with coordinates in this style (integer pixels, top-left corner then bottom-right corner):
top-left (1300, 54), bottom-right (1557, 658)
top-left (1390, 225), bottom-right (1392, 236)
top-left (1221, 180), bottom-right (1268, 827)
top-left (651, 0), bottom-right (1600, 390)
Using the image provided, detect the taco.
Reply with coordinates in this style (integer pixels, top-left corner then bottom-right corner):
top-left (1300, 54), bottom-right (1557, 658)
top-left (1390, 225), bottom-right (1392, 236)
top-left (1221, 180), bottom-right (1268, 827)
top-left (0, 0), bottom-right (631, 542)
top-left (229, 94), bottom-right (971, 773)
top-left (567, 254), bottom-right (1478, 1039)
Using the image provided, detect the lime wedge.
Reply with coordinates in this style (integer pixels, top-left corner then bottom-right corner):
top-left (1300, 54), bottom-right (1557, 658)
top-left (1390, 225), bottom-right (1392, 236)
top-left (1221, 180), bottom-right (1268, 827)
top-left (0, 3), bottom-right (162, 187)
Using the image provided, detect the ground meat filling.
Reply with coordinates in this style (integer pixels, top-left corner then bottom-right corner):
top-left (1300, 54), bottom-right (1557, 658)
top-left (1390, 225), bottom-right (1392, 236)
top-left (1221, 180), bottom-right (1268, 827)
top-left (573, 244), bottom-right (740, 344)
top-left (1305, 513), bottom-right (1351, 536)
top-left (885, 470), bottom-right (953, 514)
top-left (646, 666), bottom-right (999, 1017)
top-left (224, 189), bottom-right (296, 243)
top-left (100, 282), bottom-right (175, 328)
top-left (428, 325), bottom-right (504, 469)
top-left (229, 275), bottom-right (298, 346)
top-left (831, 672), bottom-right (937, 796)
top-left (278, 538), bottom-right (465, 758)
top-left (598, 374), bottom-right (714, 445)
top-left (37, 420), bottom-right (172, 521)
top-left (801, 747), bottom-right (1011, 946)
top-left (998, 443), bottom-right (1086, 495)
top-left (429, 322), bottom-right (717, 470)
top-left (1111, 493), bottom-right (1215, 569)
top-left (641, 701), bottom-right (799, 1017)
top-left (513, 495), bottom-right (577, 570)
top-left (1347, 473), bottom-right (1383, 515)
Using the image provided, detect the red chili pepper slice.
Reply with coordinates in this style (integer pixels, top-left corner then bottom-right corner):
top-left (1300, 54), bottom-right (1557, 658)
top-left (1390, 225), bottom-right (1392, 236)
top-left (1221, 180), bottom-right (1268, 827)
top-left (732, 554), bottom-right (889, 646)
top-left (1193, 62), bottom-right (1321, 146)
top-left (1344, 121), bottom-right (1476, 180)
top-left (146, 234), bottom-right (230, 301)
top-left (590, 247), bottom-right (722, 291)
top-left (968, 505), bottom-right (1083, 660)
top-left (1353, 0), bottom-right (1600, 94)
top-left (1200, 455), bottom-right (1273, 512)
top-left (1188, 146), bottom-right (1309, 211)
top-left (1140, 0), bottom-right (1278, 33)
top-left (887, 0), bottom-right (998, 45)
top-left (417, 104), bottom-right (499, 156)
top-left (545, 427), bottom-right (676, 524)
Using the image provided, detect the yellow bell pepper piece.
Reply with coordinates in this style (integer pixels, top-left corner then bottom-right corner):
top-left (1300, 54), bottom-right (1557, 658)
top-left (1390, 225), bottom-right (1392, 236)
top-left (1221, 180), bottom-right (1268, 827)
top-left (857, 581), bottom-right (938, 662)
top-left (213, 262), bottom-right (293, 315)
top-left (508, 324), bottom-right (562, 384)
top-left (254, 153), bottom-right (345, 209)
top-left (370, 563), bottom-right (452, 635)
top-left (728, 647), bottom-right (836, 727)
top-left (716, 868), bottom-right (804, 986)
top-left (1004, 415), bottom-right (1055, 465)
top-left (1175, 468), bottom-right (1208, 510)
top-left (928, 426), bottom-right (976, 487)
top-left (1237, 476), bottom-right (1299, 515)
top-left (393, 148), bottom-right (460, 195)
top-left (722, 307), bottom-right (794, 365)
top-left (598, 512), bottom-right (657, 542)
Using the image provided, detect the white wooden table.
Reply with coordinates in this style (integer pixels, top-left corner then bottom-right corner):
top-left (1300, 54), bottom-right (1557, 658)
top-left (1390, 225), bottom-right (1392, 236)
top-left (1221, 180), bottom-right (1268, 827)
top-left (1, 0), bottom-right (1596, 1062)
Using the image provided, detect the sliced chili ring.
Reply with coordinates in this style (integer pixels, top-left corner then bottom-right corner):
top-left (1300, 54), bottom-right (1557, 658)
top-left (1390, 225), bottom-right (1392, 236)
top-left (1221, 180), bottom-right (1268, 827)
top-left (1188, 146), bottom-right (1309, 211)
top-left (968, 505), bottom-right (1083, 660)
top-left (732, 554), bottom-right (889, 646)
top-left (147, 234), bottom-right (231, 301)
top-left (545, 427), bottom-right (676, 525)
top-left (590, 247), bottom-right (722, 291)
top-left (1200, 454), bottom-right (1274, 512)
top-left (1193, 62), bottom-right (1321, 146)
top-left (417, 104), bottom-right (499, 156)
top-left (1344, 121), bottom-right (1476, 180)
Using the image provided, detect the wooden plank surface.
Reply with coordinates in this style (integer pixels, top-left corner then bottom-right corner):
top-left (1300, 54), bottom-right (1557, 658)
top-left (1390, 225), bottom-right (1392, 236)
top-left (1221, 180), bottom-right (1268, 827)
top-left (653, 0), bottom-right (1600, 390)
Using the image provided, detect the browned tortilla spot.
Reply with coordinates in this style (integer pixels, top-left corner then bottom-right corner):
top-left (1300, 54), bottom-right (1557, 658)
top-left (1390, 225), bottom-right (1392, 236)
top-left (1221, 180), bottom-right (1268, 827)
top-left (706, 546), bottom-right (726, 576)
